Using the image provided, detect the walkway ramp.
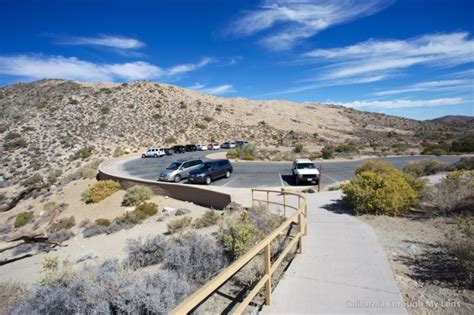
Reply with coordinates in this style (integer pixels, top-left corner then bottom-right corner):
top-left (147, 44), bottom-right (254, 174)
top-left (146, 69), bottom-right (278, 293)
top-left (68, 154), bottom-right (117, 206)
top-left (262, 190), bottom-right (406, 314)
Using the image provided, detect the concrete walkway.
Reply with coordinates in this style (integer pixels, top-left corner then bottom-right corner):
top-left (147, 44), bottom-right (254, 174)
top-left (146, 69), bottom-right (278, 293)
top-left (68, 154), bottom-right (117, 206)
top-left (261, 191), bottom-right (406, 314)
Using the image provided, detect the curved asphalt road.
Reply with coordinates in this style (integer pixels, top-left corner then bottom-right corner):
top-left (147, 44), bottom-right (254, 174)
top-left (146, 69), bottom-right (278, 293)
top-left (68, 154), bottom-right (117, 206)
top-left (121, 150), bottom-right (462, 188)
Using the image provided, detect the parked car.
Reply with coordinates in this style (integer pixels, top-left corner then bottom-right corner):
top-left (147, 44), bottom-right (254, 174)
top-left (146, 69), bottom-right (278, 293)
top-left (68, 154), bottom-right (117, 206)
top-left (236, 140), bottom-right (249, 147)
top-left (159, 159), bottom-right (203, 182)
top-left (222, 141), bottom-right (236, 149)
top-left (292, 159), bottom-right (320, 185)
top-left (185, 144), bottom-right (198, 152)
top-left (197, 144), bottom-right (208, 151)
top-left (163, 148), bottom-right (174, 155)
top-left (208, 143), bottom-right (220, 150)
top-left (188, 159), bottom-right (233, 185)
top-left (171, 145), bottom-right (186, 154)
top-left (141, 148), bottom-right (165, 158)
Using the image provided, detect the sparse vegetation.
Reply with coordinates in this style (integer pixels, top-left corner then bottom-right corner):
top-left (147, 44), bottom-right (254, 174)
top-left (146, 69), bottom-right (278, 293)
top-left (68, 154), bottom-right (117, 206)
top-left (122, 185), bottom-right (153, 206)
top-left (165, 136), bottom-right (177, 144)
top-left (95, 218), bottom-right (111, 226)
top-left (81, 180), bottom-right (121, 203)
top-left (193, 209), bottom-right (221, 228)
top-left (226, 144), bottom-right (256, 160)
top-left (293, 143), bottom-right (304, 153)
top-left (70, 146), bottom-right (94, 160)
top-left (125, 235), bottom-right (167, 269)
top-left (166, 216), bottom-right (192, 234)
top-left (321, 145), bottom-right (334, 159)
top-left (14, 211), bottom-right (34, 227)
top-left (48, 216), bottom-right (75, 232)
top-left (403, 158), bottom-right (451, 177)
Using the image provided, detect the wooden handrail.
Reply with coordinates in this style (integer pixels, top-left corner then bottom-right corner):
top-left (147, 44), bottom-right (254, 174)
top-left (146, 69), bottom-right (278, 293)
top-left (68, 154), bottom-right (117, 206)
top-left (171, 189), bottom-right (308, 314)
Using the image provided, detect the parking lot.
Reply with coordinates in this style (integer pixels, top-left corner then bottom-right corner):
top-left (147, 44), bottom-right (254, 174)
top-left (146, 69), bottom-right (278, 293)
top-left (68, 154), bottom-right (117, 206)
top-left (121, 150), bottom-right (462, 188)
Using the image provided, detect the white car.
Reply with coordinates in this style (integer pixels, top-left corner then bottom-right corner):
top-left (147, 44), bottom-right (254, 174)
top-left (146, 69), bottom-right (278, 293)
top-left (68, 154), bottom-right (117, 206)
top-left (197, 144), bottom-right (208, 151)
top-left (208, 143), bottom-right (220, 150)
top-left (292, 159), bottom-right (320, 185)
top-left (142, 148), bottom-right (166, 158)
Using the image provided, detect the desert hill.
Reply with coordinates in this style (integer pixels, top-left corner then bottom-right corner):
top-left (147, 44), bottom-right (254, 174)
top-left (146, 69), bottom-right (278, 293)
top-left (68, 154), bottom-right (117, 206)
top-left (0, 79), bottom-right (471, 191)
top-left (427, 115), bottom-right (474, 129)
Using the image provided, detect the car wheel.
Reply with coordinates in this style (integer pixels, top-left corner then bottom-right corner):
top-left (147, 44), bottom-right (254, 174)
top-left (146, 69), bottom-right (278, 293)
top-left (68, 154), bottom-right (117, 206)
top-left (205, 176), bottom-right (212, 185)
top-left (225, 171), bottom-right (231, 178)
top-left (174, 175), bottom-right (181, 182)
top-left (154, 154), bottom-right (158, 158)
top-left (142, 154), bottom-right (146, 158)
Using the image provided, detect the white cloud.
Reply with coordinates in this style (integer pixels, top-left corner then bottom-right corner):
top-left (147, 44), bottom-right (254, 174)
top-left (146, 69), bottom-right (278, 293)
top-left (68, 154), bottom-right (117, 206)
top-left (304, 32), bottom-right (474, 81)
top-left (229, 0), bottom-right (391, 50)
top-left (63, 35), bottom-right (145, 49)
top-left (0, 55), bottom-right (212, 82)
top-left (373, 79), bottom-right (474, 96)
top-left (167, 57), bottom-right (214, 76)
top-left (334, 97), bottom-right (466, 109)
top-left (188, 82), bottom-right (234, 95)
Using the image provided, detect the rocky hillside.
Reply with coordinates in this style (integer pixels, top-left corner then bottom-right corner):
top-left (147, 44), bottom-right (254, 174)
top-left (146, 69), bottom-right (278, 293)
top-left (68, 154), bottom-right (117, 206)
top-left (0, 80), bottom-right (471, 191)
top-left (427, 115), bottom-right (474, 129)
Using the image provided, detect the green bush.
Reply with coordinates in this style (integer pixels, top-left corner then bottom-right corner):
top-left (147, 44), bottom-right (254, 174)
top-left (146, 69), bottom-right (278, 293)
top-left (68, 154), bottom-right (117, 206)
top-left (81, 180), bottom-right (121, 203)
top-left (217, 212), bottom-right (263, 259)
top-left (321, 145), bottom-right (334, 159)
top-left (100, 107), bottom-right (110, 115)
top-left (95, 218), bottom-right (111, 226)
top-left (165, 136), bottom-right (177, 144)
top-left (193, 210), bottom-right (221, 229)
top-left (4, 132), bottom-right (28, 150)
top-left (293, 143), bottom-right (304, 153)
top-left (454, 157), bottom-right (474, 171)
top-left (14, 212), bottom-right (34, 228)
top-left (122, 185), bottom-right (153, 206)
top-left (403, 158), bottom-right (450, 177)
top-left (22, 173), bottom-right (43, 187)
top-left (335, 143), bottom-right (359, 153)
top-left (134, 202), bottom-right (158, 217)
top-left (343, 160), bottom-right (420, 216)
top-left (451, 137), bottom-right (474, 153)
top-left (195, 123), bottom-right (206, 129)
top-left (226, 144), bottom-right (256, 160)
top-left (113, 147), bottom-right (125, 157)
top-left (167, 217), bottom-right (192, 234)
top-left (70, 146), bottom-right (94, 160)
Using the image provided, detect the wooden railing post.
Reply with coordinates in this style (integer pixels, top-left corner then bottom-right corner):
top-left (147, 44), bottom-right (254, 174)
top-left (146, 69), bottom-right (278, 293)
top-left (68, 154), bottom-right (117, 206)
top-left (264, 243), bottom-right (272, 305)
top-left (298, 213), bottom-right (303, 254)
top-left (281, 188), bottom-right (286, 217)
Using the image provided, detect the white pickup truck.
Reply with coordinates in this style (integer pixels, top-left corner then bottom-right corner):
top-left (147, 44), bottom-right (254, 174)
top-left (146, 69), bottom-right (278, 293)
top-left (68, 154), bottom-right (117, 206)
top-left (141, 148), bottom-right (166, 158)
top-left (292, 159), bottom-right (320, 185)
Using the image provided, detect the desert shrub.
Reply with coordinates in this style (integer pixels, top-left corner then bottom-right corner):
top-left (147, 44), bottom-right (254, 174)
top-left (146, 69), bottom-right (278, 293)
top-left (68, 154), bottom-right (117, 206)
top-left (453, 157), bottom-right (474, 171)
top-left (193, 209), bottom-right (221, 228)
top-left (226, 149), bottom-right (238, 159)
top-left (22, 173), bottom-right (43, 187)
top-left (321, 145), bottom-right (334, 159)
top-left (48, 216), bottom-right (75, 232)
top-left (70, 146), bottom-right (94, 160)
top-left (293, 143), bottom-right (304, 153)
top-left (80, 167), bottom-right (97, 179)
top-left (81, 180), bottom-right (121, 203)
top-left (49, 230), bottom-right (74, 242)
top-left (421, 142), bottom-right (448, 155)
top-left (47, 169), bottom-right (62, 185)
top-left (226, 144), bottom-right (256, 160)
top-left (233, 256), bottom-right (264, 288)
top-left (83, 224), bottom-right (108, 238)
top-left (203, 116), bottom-right (213, 122)
top-left (95, 218), bottom-right (111, 226)
top-left (446, 218), bottom-right (474, 288)
top-left (248, 205), bottom-right (285, 234)
top-left (122, 185), bottom-right (153, 206)
top-left (166, 216), bottom-right (192, 234)
top-left (134, 202), bottom-right (158, 217)
top-left (100, 107), bottom-right (110, 115)
top-left (335, 143), bottom-right (359, 153)
top-left (403, 158), bottom-right (451, 177)
top-left (4, 132), bottom-right (28, 150)
top-left (165, 136), bottom-right (177, 144)
top-left (195, 123), bottom-right (206, 129)
top-left (342, 164), bottom-right (419, 216)
top-left (426, 171), bottom-right (474, 215)
top-left (113, 147), bottom-right (125, 157)
top-left (14, 211), bottom-right (34, 228)
top-left (355, 159), bottom-right (397, 175)
top-left (0, 281), bottom-right (29, 314)
top-left (125, 235), bottom-right (167, 269)
top-left (114, 212), bottom-right (142, 226)
top-left (83, 221), bottom-right (133, 238)
top-left (179, 101), bottom-right (187, 109)
top-left (451, 136), bottom-right (474, 153)
top-left (13, 243), bottom-right (34, 256)
top-left (164, 232), bottom-right (228, 284)
top-left (175, 208), bottom-right (191, 216)
top-left (217, 212), bottom-right (264, 259)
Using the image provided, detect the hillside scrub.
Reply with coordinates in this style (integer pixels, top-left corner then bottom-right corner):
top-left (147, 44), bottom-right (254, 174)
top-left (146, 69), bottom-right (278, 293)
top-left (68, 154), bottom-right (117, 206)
top-left (342, 160), bottom-right (420, 216)
top-left (403, 158), bottom-right (451, 177)
top-left (226, 144), bottom-right (256, 160)
top-left (121, 185), bottom-right (153, 206)
top-left (14, 211), bottom-right (34, 227)
top-left (81, 180), bottom-right (121, 203)
top-left (193, 209), bottom-right (221, 228)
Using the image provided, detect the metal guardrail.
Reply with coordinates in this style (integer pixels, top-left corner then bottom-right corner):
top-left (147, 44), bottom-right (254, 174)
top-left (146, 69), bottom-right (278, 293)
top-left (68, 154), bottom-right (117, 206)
top-left (171, 188), bottom-right (308, 314)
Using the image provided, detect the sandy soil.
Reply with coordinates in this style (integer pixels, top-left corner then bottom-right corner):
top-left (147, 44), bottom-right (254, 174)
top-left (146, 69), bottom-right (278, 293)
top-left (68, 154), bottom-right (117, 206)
top-left (359, 214), bottom-right (474, 314)
top-left (0, 179), bottom-right (216, 285)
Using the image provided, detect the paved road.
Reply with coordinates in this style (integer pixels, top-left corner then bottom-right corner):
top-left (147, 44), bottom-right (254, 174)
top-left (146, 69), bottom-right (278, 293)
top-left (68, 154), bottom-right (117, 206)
top-left (122, 151), bottom-right (461, 188)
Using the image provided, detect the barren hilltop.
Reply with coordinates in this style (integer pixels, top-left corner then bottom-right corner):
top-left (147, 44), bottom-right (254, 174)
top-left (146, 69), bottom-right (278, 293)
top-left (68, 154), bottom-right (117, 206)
top-left (0, 79), bottom-right (472, 190)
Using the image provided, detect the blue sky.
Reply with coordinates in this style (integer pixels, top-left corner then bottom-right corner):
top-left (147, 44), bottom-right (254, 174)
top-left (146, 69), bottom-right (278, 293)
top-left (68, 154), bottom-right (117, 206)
top-left (0, 0), bottom-right (473, 120)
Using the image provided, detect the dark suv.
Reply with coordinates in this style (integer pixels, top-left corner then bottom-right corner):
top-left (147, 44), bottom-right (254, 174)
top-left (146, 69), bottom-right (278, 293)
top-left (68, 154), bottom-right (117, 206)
top-left (185, 144), bottom-right (198, 152)
top-left (188, 159), bottom-right (233, 185)
top-left (172, 145), bottom-right (186, 154)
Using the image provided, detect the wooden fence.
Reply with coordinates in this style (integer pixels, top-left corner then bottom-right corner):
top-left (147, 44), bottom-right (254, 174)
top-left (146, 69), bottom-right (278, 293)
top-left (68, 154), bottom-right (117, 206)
top-left (171, 188), bottom-right (308, 314)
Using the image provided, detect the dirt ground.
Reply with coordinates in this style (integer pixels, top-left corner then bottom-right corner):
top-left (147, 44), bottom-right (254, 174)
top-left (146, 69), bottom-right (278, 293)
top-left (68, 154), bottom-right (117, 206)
top-left (359, 214), bottom-right (474, 314)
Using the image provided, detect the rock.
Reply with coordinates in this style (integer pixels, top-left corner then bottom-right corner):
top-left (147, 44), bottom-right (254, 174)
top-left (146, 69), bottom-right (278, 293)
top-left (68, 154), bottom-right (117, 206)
top-left (76, 250), bottom-right (97, 263)
top-left (407, 244), bottom-right (417, 254)
top-left (162, 207), bottom-right (176, 215)
top-left (175, 208), bottom-right (191, 216)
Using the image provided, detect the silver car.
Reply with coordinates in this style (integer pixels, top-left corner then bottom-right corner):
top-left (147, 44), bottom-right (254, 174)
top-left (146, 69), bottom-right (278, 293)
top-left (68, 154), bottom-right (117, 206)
top-left (158, 159), bottom-right (203, 182)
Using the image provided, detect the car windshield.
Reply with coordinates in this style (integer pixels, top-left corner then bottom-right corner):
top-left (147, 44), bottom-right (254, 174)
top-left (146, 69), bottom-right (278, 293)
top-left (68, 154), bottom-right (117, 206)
top-left (297, 163), bottom-right (315, 169)
top-left (166, 162), bottom-right (181, 170)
